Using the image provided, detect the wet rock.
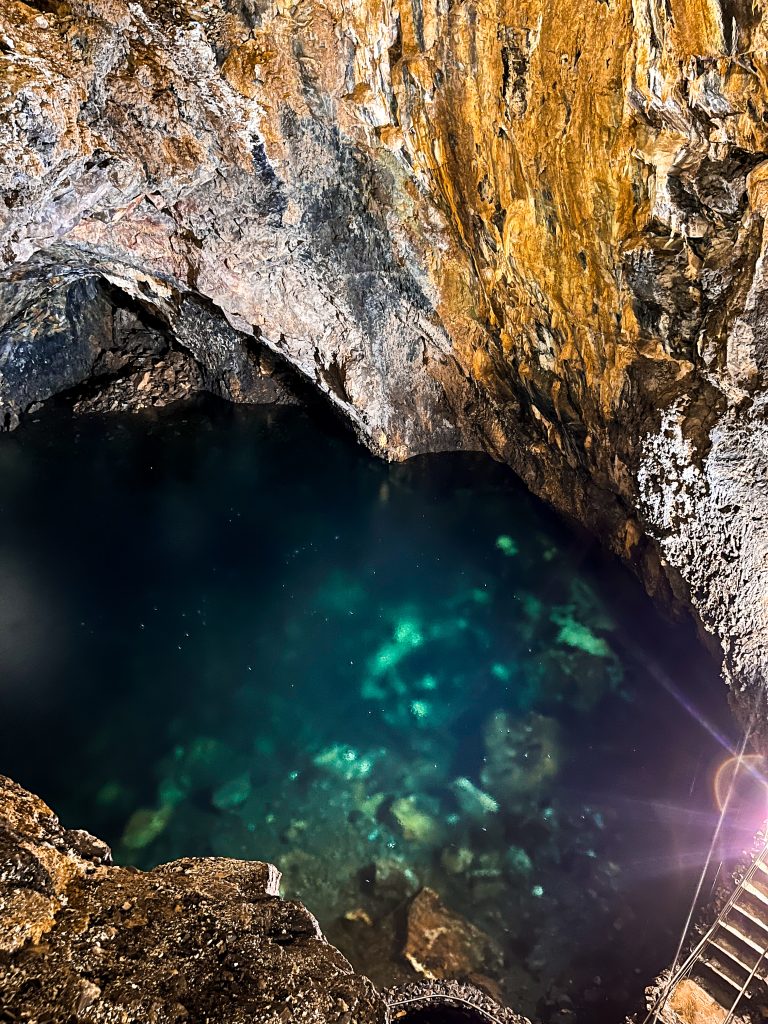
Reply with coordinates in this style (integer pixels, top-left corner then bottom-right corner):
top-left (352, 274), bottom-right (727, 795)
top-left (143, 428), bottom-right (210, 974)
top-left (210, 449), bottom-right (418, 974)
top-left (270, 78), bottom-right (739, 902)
top-left (0, 775), bottom-right (386, 1022)
top-left (0, 278), bottom-right (300, 427)
top-left (0, 276), bottom-right (115, 426)
top-left (73, 349), bottom-right (206, 415)
top-left (402, 886), bottom-right (503, 980)
top-left (386, 979), bottom-right (531, 1024)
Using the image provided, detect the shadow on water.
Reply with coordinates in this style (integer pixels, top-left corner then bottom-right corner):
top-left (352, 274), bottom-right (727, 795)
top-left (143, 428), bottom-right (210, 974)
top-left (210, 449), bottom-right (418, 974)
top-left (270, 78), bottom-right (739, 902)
top-left (0, 396), bottom-right (747, 1023)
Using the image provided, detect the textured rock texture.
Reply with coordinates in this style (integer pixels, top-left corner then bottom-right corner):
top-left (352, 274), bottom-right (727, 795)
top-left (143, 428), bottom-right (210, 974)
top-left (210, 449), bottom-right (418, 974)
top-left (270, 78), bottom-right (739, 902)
top-left (387, 979), bottom-right (532, 1023)
top-left (0, 774), bottom-right (387, 1023)
top-left (402, 886), bottom-right (503, 982)
top-left (2, 0), bottom-right (768, 708)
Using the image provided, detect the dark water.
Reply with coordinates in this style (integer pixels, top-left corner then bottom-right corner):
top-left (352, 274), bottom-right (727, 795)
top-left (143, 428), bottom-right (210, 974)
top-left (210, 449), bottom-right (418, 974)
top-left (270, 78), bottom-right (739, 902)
top-left (0, 399), bottom-right (750, 1021)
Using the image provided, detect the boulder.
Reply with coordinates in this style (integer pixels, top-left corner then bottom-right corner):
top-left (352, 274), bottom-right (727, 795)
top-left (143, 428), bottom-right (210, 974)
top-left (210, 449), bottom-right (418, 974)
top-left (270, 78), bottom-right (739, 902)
top-left (0, 775), bottom-right (386, 1023)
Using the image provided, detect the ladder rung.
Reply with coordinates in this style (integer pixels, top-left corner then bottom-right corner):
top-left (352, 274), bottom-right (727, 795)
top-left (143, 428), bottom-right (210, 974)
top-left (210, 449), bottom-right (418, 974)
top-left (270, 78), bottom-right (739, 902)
top-left (747, 865), bottom-right (768, 899)
top-left (721, 919), bottom-right (767, 956)
top-left (711, 936), bottom-right (760, 976)
top-left (742, 880), bottom-right (768, 909)
top-left (700, 955), bottom-right (748, 996)
top-left (731, 901), bottom-right (768, 934)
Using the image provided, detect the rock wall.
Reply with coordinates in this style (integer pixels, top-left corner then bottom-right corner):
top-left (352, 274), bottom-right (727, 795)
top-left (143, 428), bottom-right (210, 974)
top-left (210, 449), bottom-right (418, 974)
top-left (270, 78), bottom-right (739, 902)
top-left (2, 0), bottom-right (768, 709)
top-left (0, 774), bottom-right (387, 1021)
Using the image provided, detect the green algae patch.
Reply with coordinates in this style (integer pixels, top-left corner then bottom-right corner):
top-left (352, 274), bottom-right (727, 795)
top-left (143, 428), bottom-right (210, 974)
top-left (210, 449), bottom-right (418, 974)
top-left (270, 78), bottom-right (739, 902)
top-left (409, 698), bottom-right (432, 721)
top-left (495, 534), bottom-right (518, 556)
top-left (367, 615), bottom-right (424, 681)
top-left (552, 609), bottom-right (611, 657)
top-left (394, 618), bottom-right (423, 647)
top-left (313, 743), bottom-right (377, 780)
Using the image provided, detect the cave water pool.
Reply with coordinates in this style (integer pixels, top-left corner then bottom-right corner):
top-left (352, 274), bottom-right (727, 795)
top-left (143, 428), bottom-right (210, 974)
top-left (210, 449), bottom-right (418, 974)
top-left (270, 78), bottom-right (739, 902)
top-left (0, 399), bottom-right (746, 1022)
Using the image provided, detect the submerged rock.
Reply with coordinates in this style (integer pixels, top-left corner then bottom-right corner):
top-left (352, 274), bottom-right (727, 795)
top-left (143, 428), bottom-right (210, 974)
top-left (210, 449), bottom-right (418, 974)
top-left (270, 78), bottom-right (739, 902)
top-left (481, 710), bottom-right (560, 810)
top-left (211, 771), bottom-right (252, 810)
top-left (441, 845), bottom-right (475, 876)
top-left (313, 743), bottom-right (379, 781)
top-left (496, 535), bottom-right (519, 557)
top-left (451, 776), bottom-right (500, 820)
top-left (120, 803), bottom-right (173, 850)
top-left (390, 795), bottom-right (444, 845)
top-left (403, 886), bottom-right (503, 980)
top-left (505, 847), bottom-right (534, 879)
top-left (551, 610), bottom-right (610, 659)
top-left (369, 858), bottom-right (420, 903)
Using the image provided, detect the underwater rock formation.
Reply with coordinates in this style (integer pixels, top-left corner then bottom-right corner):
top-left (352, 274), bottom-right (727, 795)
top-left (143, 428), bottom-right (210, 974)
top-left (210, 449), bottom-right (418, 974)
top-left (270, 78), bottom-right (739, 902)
top-left (0, 774), bottom-right (387, 1022)
top-left (403, 886), bottom-right (503, 981)
top-left (2, 0), bottom-right (768, 709)
top-left (481, 711), bottom-right (560, 812)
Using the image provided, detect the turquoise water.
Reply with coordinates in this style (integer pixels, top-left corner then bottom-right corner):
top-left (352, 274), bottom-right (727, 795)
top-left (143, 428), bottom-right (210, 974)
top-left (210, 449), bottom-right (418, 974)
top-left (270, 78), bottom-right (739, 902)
top-left (0, 399), bottom-right (742, 1021)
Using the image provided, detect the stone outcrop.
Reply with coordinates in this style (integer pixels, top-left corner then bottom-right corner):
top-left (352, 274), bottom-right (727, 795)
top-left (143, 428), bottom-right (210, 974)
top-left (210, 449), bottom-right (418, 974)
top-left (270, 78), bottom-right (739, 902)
top-left (402, 886), bottom-right (503, 982)
top-left (2, 0), bottom-right (768, 710)
top-left (0, 774), bottom-right (386, 1022)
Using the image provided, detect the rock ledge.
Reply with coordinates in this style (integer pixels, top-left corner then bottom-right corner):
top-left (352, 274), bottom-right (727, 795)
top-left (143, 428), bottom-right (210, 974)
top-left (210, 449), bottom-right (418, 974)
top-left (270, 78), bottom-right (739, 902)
top-left (0, 774), bottom-right (386, 1023)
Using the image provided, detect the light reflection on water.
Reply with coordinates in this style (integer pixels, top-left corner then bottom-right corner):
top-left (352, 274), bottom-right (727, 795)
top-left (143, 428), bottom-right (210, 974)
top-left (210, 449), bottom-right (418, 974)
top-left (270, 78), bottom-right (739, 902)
top-left (0, 398), bottom-right (741, 1022)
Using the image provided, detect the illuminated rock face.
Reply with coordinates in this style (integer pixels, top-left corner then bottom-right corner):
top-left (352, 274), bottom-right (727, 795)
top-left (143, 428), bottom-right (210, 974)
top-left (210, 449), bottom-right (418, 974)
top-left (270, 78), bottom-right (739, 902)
top-left (0, 775), bottom-right (387, 1022)
top-left (2, 0), bottom-right (768, 707)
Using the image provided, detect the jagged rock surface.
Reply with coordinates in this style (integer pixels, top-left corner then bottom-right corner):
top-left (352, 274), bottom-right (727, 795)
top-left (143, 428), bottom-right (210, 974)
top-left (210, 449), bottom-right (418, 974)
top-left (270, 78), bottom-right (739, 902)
top-left (402, 886), bottom-right (503, 982)
top-left (2, 0), bottom-right (768, 711)
top-left (0, 774), bottom-right (387, 1023)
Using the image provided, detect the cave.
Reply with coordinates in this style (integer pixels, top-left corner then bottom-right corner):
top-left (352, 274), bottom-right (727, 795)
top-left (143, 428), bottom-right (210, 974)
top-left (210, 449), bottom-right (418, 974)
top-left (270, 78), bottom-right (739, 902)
top-left (2, 3), bottom-right (768, 1024)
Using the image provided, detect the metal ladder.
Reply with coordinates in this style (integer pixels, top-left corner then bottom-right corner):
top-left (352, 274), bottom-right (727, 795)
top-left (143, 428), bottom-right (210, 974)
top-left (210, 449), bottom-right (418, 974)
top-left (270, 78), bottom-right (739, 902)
top-left (652, 839), bottom-right (768, 1023)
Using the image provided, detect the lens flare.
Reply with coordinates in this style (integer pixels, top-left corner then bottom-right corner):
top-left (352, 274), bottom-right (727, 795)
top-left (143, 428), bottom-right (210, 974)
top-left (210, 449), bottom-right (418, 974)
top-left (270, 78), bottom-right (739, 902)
top-left (713, 754), bottom-right (768, 827)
